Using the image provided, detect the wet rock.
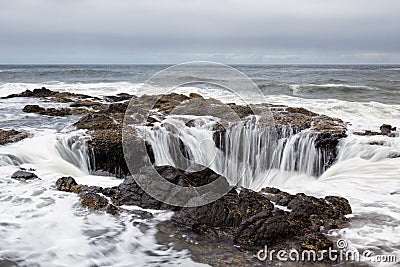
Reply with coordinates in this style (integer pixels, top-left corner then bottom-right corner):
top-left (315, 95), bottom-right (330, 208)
top-left (22, 105), bottom-right (46, 114)
top-left (22, 105), bottom-right (89, 117)
top-left (354, 130), bottom-right (380, 136)
top-left (2, 87), bottom-right (56, 99)
top-left (70, 99), bottom-right (105, 109)
top-left (49, 96), bottom-right (74, 103)
top-left (380, 124), bottom-right (393, 135)
top-left (105, 93), bottom-right (135, 102)
top-left (73, 109), bottom-right (145, 178)
top-left (106, 204), bottom-right (119, 215)
top-left (112, 165), bottom-right (224, 209)
top-left (171, 183), bottom-right (351, 255)
top-left (153, 93), bottom-right (190, 114)
top-left (52, 91), bottom-right (93, 100)
top-left (234, 209), bottom-right (305, 248)
top-left (88, 129), bottom-right (131, 178)
top-left (189, 93), bottom-right (203, 99)
top-left (11, 170), bottom-right (39, 181)
top-left (172, 188), bottom-right (274, 235)
top-left (55, 176), bottom-right (79, 193)
top-left (0, 129), bottom-right (28, 145)
top-left (104, 102), bottom-right (129, 114)
top-left (227, 103), bottom-right (254, 118)
top-left (286, 107), bottom-right (318, 117)
top-left (55, 177), bottom-right (116, 212)
top-left (325, 195), bottom-right (353, 215)
top-left (74, 113), bottom-right (119, 130)
top-left (299, 232), bottom-right (334, 251)
top-left (129, 209), bottom-right (154, 219)
top-left (2, 87), bottom-right (93, 101)
top-left (79, 192), bottom-right (109, 210)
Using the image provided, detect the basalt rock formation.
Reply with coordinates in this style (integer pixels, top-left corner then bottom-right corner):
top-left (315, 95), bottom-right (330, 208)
top-left (69, 92), bottom-right (347, 179)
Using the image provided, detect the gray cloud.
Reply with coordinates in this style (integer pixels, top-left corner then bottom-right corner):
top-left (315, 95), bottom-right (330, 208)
top-left (1, 0), bottom-right (399, 63)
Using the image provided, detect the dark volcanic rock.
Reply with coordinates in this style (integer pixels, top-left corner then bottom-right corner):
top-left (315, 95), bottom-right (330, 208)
top-left (113, 165), bottom-right (225, 209)
top-left (79, 192), bottom-right (109, 210)
top-left (74, 113), bottom-right (119, 130)
top-left (22, 105), bottom-right (46, 114)
top-left (74, 108), bottom-right (150, 178)
top-left (70, 99), bottom-right (106, 110)
top-left (2, 87), bottom-right (93, 102)
top-left (0, 129), bottom-right (28, 145)
top-left (88, 129), bottom-right (131, 178)
top-left (105, 93), bottom-right (135, 102)
top-left (354, 130), bottom-right (380, 136)
top-left (380, 124), bottom-right (394, 135)
top-left (2, 87), bottom-right (56, 99)
top-left (11, 170), bottom-right (39, 181)
top-left (22, 105), bottom-right (89, 117)
top-left (55, 177), bottom-right (118, 212)
top-left (56, 176), bottom-right (79, 193)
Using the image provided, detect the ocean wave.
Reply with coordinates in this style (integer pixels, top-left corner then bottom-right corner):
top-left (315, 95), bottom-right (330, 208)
top-left (289, 83), bottom-right (379, 96)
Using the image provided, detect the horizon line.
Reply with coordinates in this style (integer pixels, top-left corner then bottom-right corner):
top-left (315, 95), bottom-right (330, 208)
top-left (1, 62), bottom-right (400, 66)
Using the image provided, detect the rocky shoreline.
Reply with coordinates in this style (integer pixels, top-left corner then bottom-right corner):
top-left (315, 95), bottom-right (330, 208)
top-left (3, 87), bottom-right (356, 265)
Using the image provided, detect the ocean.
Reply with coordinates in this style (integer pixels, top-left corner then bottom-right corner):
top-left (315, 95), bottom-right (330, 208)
top-left (0, 64), bottom-right (399, 266)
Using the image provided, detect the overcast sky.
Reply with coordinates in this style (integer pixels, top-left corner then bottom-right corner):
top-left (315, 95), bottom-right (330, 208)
top-left (1, 0), bottom-right (399, 64)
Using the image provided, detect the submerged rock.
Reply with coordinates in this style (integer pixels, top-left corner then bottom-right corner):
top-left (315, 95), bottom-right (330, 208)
top-left (355, 124), bottom-right (397, 137)
top-left (11, 170), bottom-right (39, 181)
top-left (0, 129), bottom-right (28, 145)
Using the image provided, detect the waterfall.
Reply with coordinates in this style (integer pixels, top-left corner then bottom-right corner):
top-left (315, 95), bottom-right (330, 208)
top-left (0, 130), bottom-right (90, 176)
top-left (145, 116), bottom-right (333, 188)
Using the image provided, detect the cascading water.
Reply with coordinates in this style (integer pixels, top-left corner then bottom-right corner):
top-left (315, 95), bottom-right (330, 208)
top-left (145, 115), bottom-right (333, 189)
top-left (0, 130), bottom-right (91, 177)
